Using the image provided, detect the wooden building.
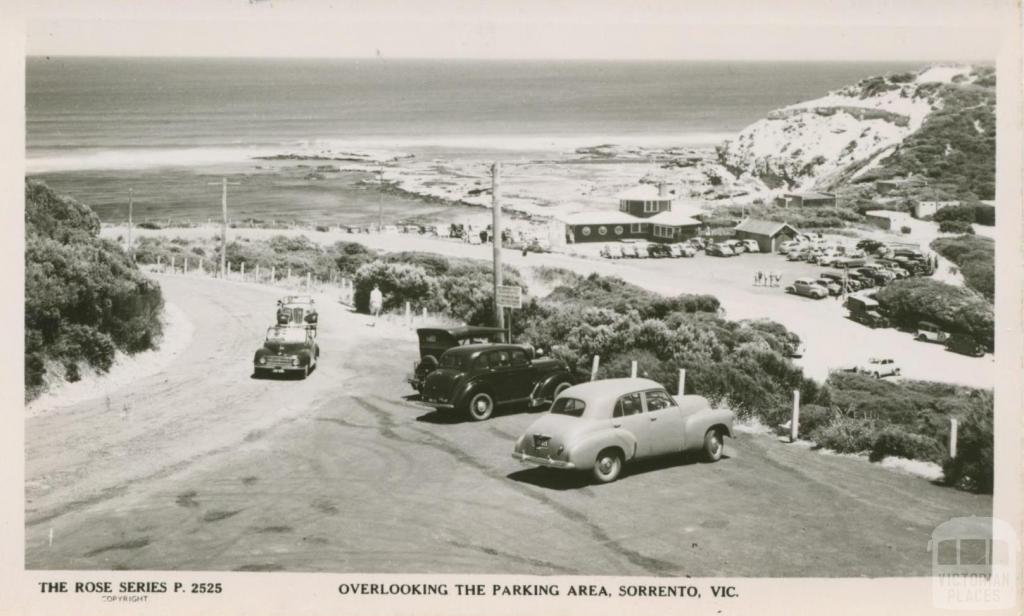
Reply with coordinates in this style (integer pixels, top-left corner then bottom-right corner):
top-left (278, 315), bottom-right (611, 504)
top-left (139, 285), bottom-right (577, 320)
top-left (558, 184), bottom-right (703, 244)
top-left (733, 218), bottom-right (801, 253)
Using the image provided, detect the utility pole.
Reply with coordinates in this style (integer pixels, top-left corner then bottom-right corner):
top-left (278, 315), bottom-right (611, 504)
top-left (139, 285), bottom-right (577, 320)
top-left (208, 178), bottom-right (240, 278)
top-left (491, 162), bottom-right (504, 329)
top-left (127, 188), bottom-right (134, 261)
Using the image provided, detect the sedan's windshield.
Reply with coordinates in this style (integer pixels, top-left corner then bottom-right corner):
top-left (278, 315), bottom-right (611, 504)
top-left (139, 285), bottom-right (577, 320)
top-left (550, 397), bottom-right (586, 417)
top-left (438, 353), bottom-right (467, 370)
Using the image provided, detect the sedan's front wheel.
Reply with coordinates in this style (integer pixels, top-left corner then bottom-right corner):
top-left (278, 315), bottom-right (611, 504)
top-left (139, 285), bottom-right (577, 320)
top-left (466, 392), bottom-right (495, 421)
top-left (592, 448), bottom-right (623, 483)
top-left (703, 429), bottom-right (724, 462)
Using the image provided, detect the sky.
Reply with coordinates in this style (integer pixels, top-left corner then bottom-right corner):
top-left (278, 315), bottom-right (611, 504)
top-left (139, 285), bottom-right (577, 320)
top-left (21, 0), bottom-right (1008, 61)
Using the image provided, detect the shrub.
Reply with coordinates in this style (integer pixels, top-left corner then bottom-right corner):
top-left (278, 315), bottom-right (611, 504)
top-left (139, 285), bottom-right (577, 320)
top-left (900, 225), bottom-right (912, 234)
top-left (875, 278), bottom-right (993, 349)
top-left (932, 204), bottom-right (977, 223)
top-left (931, 235), bottom-right (994, 300)
top-left (797, 404), bottom-right (833, 436)
top-left (938, 219), bottom-right (974, 234)
top-left (810, 416), bottom-right (876, 454)
top-left (332, 241), bottom-right (378, 277)
top-left (352, 261), bottom-right (442, 314)
top-left (24, 181), bottom-right (164, 398)
top-left (942, 391), bottom-right (994, 492)
top-left (869, 428), bottom-right (945, 463)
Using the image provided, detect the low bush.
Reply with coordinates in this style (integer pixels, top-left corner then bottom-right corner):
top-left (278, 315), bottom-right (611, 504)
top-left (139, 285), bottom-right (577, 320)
top-left (809, 416), bottom-right (876, 454)
top-left (931, 235), bottom-right (994, 300)
top-left (797, 404), bottom-right (833, 436)
top-left (938, 219), bottom-right (974, 234)
top-left (875, 278), bottom-right (993, 349)
top-left (941, 391), bottom-right (994, 492)
top-left (868, 428), bottom-right (945, 463)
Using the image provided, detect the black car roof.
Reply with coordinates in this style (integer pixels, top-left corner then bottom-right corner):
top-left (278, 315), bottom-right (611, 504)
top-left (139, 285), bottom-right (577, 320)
top-left (417, 326), bottom-right (507, 338)
top-left (441, 343), bottom-right (525, 357)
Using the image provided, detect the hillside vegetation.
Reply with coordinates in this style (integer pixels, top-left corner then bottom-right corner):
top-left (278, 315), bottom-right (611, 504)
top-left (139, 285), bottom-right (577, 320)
top-left (930, 235), bottom-right (995, 300)
top-left (25, 181), bottom-right (164, 400)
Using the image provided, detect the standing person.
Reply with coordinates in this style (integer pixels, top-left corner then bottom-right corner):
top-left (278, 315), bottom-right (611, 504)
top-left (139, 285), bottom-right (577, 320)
top-left (369, 284), bottom-right (384, 326)
top-left (521, 243), bottom-right (529, 257)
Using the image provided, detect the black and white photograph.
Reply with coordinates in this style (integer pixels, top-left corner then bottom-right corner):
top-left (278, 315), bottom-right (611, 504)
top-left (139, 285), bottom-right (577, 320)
top-left (2, 1), bottom-right (1022, 614)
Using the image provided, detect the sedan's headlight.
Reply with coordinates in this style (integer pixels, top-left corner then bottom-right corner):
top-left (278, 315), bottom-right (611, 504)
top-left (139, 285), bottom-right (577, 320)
top-left (258, 357), bottom-right (266, 365)
top-left (291, 357), bottom-right (299, 366)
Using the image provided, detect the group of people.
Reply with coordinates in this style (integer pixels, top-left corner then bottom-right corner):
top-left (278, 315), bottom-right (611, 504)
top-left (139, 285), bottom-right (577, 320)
top-left (754, 271), bottom-right (783, 287)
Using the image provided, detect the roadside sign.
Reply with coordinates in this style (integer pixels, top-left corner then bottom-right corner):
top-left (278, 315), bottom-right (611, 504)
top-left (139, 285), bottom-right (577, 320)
top-left (496, 285), bottom-right (522, 309)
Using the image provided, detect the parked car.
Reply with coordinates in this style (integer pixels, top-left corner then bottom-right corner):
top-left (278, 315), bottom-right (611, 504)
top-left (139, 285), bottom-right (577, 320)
top-left (706, 243), bottom-right (736, 257)
top-left (945, 333), bottom-right (987, 357)
top-left (669, 243), bottom-right (696, 258)
top-left (647, 243), bottom-right (672, 258)
top-left (845, 295), bottom-right (889, 328)
top-left (419, 344), bottom-right (575, 421)
top-left (785, 249), bottom-right (805, 262)
top-left (857, 357), bottom-right (901, 379)
top-left (276, 295), bottom-right (318, 330)
top-left (856, 239), bottom-right (885, 254)
top-left (916, 321), bottom-right (951, 343)
top-left (600, 244), bottom-right (619, 259)
top-left (833, 256), bottom-right (867, 269)
top-left (686, 238), bottom-right (707, 251)
top-left (854, 267), bottom-right (894, 286)
top-left (621, 243), bottom-right (640, 258)
top-left (511, 378), bottom-right (734, 483)
top-left (254, 325), bottom-right (320, 378)
top-left (408, 326), bottom-right (508, 392)
top-left (786, 278), bottom-right (829, 299)
top-left (812, 278), bottom-right (842, 296)
top-left (739, 239), bottom-right (761, 253)
top-left (723, 239), bottom-right (747, 254)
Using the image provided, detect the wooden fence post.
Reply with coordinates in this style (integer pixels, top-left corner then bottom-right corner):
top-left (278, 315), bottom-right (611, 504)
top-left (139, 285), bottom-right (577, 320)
top-left (590, 355), bottom-right (600, 381)
top-left (630, 360), bottom-right (638, 378)
top-left (949, 418), bottom-right (959, 459)
top-left (790, 389), bottom-right (801, 443)
top-left (241, 262), bottom-right (245, 279)
top-left (678, 368), bottom-right (686, 397)
top-left (405, 301), bottom-right (411, 327)
top-left (183, 257), bottom-right (188, 274)
top-left (306, 272), bottom-right (311, 289)
top-left (422, 306), bottom-right (428, 320)
top-left (170, 255), bottom-right (176, 272)
top-left (255, 264), bottom-right (260, 281)
top-left (287, 267), bottom-right (292, 280)
top-left (271, 266), bottom-right (276, 281)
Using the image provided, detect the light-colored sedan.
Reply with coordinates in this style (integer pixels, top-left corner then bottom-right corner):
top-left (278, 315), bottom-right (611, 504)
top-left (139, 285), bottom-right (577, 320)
top-left (511, 378), bottom-right (734, 483)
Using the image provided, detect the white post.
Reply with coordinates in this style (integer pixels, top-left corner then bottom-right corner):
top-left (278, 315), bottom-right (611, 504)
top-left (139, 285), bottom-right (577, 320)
top-left (227, 262), bottom-right (232, 279)
top-left (790, 389), bottom-right (801, 443)
top-left (170, 255), bottom-right (176, 272)
top-left (306, 272), bottom-right (311, 289)
top-left (405, 301), bottom-right (411, 327)
top-left (630, 360), bottom-right (638, 378)
top-left (678, 368), bottom-right (686, 397)
top-left (422, 306), bottom-right (428, 320)
top-left (198, 258), bottom-right (204, 274)
top-left (255, 263), bottom-right (260, 281)
top-left (241, 262), bottom-right (245, 280)
top-left (184, 257), bottom-right (188, 274)
top-left (287, 267), bottom-right (292, 280)
top-left (949, 418), bottom-right (959, 459)
top-left (590, 355), bottom-right (600, 381)
top-left (271, 266), bottom-right (276, 281)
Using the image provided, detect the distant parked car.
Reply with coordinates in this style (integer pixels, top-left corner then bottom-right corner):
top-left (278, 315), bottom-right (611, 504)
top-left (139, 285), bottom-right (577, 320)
top-left (945, 333), bottom-right (986, 357)
top-left (857, 357), bottom-right (901, 379)
top-left (833, 256), bottom-right (867, 269)
top-left (408, 326), bottom-right (508, 392)
top-left (845, 295), bottom-right (889, 328)
top-left (786, 278), bottom-right (829, 299)
top-left (856, 239), bottom-right (885, 254)
top-left (812, 278), bottom-right (842, 296)
top-left (706, 243), bottom-right (736, 257)
top-left (600, 244), bottom-right (618, 259)
top-left (686, 238), bottom-right (707, 251)
top-left (511, 378), bottom-right (734, 483)
top-left (419, 344), bottom-right (575, 421)
top-left (916, 321), bottom-right (951, 344)
top-left (647, 243), bottom-right (672, 258)
top-left (723, 239), bottom-right (747, 253)
top-left (621, 243), bottom-right (640, 258)
top-left (739, 239), bottom-right (761, 253)
top-left (669, 243), bottom-right (696, 258)
top-left (254, 325), bottom-right (319, 379)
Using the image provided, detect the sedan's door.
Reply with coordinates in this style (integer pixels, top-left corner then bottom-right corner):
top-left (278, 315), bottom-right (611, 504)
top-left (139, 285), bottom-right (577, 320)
top-left (642, 389), bottom-right (689, 455)
top-left (611, 392), bottom-right (652, 458)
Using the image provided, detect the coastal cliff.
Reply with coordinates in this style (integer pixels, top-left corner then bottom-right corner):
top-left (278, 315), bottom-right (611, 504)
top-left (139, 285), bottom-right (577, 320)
top-left (713, 65), bottom-right (996, 201)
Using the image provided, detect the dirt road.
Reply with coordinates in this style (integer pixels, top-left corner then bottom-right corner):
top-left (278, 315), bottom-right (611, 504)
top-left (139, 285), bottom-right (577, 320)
top-left (25, 275), bottom-right (990, 575)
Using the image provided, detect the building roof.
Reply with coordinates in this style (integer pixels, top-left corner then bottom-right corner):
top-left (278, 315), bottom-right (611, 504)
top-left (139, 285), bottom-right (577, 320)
top-left (558, 208), bottom-right (701, 227)
top-left (617, 185), bottom-right (671, 201)
top-left (734, 218), bottom-right (799, 236)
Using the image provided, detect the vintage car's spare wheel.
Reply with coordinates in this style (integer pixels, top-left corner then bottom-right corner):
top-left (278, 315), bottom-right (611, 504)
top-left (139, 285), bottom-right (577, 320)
top-left (467, 392), bottom-right (494, 421)
top-left (592, 448), bottom-right (623, 483)
top-left (703, 429), bottom-right (724, 462)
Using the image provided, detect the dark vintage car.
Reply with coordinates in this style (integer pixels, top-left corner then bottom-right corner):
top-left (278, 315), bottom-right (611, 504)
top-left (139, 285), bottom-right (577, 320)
top-left (276, 295), bottom-right (318, 330)
top-left (254, 325), bottom-right (319, 378)
top-left (945, 333), bottom-right (987, 357)
top-left (408, 326), bottom-right (508, 391)
top-left (419, 343), bottom-right (574, 421)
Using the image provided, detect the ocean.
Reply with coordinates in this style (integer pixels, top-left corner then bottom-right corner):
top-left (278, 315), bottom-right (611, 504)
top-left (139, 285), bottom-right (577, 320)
top-left (27, 57), bottom-right (922, 223)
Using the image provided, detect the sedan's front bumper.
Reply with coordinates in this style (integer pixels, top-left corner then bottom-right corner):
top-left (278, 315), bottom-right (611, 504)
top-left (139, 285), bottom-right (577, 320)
top-left (418, 398), bottom-right (455, 411)
top-left (512, 451), bottom-right (576, 470)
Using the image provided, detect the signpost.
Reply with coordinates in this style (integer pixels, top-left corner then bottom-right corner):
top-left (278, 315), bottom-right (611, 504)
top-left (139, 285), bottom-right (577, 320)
top-left (495, 284), bottom-right (522, 342)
